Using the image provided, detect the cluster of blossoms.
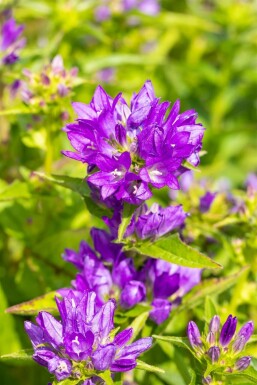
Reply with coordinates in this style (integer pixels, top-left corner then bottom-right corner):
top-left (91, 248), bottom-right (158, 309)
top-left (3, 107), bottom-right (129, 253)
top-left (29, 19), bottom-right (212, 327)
top-left (95, 0), bottom-right (159, 22)
top-left (187, 315), bottom-right (254, 384)
top-left (63, 81), bottom-right (205, 205)
top-left (25, 290), bottom-right (152, 382)
top-left (61, 203), bottom-right (201, 325)
top-left (20, 55), bottom-right (78, 115)
top-left (0, 17), bottom-right (25, 66)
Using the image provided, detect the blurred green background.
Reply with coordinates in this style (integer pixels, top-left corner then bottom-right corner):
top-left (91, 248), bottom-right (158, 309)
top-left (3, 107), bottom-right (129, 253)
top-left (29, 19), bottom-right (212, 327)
top-left (0, 1), bottom-right (257, 384)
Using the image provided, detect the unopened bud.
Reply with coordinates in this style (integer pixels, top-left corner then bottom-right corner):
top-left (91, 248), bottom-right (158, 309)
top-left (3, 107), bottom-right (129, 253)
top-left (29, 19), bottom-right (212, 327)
top-left (209, 315), bottom-right (220, 333)
top-left (206, 331), bottom-right (215, 346)
top-left (187, 321), bottom-right (202, 349)
top-left (202, 376), bottom-right (212, 384)
top-left (208, 346), bottom-right (220, 363)
top-left (235, 356), bottom-right (251, 371)
top-left (233, 335), bottom-right (246, 353)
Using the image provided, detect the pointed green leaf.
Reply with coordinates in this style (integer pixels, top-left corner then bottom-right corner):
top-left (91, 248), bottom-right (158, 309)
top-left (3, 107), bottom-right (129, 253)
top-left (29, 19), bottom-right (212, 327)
top-left (6, 291), bottom-right (59, 316)
top-left (180, 267), bottom-right (249, 312)
top-left (132, 233), bottom-right (221, 269)
top-left (35, 172), bottom-right (90, 197)
top-left (189, 369), bottom-right (196, 385)
top-left (223, 366), bottom-right (257, 384)
top-left (136, 360), bottom-right (165, 374)
top-left (117, 203), bottom-right (135, 242)
top-left (0, 181), bottom-right (31, 201)
top-left (98, 370), bottom-right (114, 385)
top-left (130, 311), bottom-right (149, 341)
top-left (153, 335), bottom-right (193, 353)
top-left (0, 349), bottom-right (33, 362)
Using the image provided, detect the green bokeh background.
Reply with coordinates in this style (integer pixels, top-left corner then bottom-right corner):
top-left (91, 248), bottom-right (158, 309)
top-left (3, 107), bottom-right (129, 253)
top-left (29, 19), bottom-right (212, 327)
top-left (1, 1), bottom-right (257, 384)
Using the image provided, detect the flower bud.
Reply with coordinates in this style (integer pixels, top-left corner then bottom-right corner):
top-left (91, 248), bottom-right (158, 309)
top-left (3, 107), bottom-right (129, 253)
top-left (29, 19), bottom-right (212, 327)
top-left (235, 356), bottom-right (251, 371)
top-left (232, 335), bottom-right (246, 353)
top-left (208, 346), bottom-right (220, 363)
top-left (187, 321), bottom-right (202, 349)
top-left (206, 331), bottom-right (215, 346)
top-left (237, 321), bottom-right (254, 344)
top-left (220, 315), bottom-right (237, 347)
top-left (209, 315), bottom-right (220, 334)
top-left (202, 376), bottom-right (212, 384)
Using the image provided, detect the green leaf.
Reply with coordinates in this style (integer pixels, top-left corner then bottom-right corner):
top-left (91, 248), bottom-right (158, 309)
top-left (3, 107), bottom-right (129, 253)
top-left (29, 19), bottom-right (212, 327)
top-left (6, 291), bottom-right (59, 316)
top-left (180, 267), bottom-right (249, 312)
top-left (131, 233), bottom-right (221, 269)
top-left (117, 203), bottom-right (135, 242)
top-left (130, 311), bottom-right (149, 341)
top-left (136, 360), bottom-right (165, 374)
top-left (223, 366), bottom-right (257, 384)
top-left (98, 370), bottom-right (114, 385)
top-left (35, 172), bottom-right (90, 197)
top-left (0, 349), bottom-right (33, 362)
top-left (204, 297), bottom-right (217, 333)
top-left (0, 108), bottom-right (30, 116)
top-left (0, 181), bottom-right (31, 201)
top-left (84, 196), bottom-right (112, 219)
top-left (52, 379), bottom-right (83, 385)
top-left (153, 335), bottom-right (193, 353)
top-left (188, 369), bottom-right (196, 385)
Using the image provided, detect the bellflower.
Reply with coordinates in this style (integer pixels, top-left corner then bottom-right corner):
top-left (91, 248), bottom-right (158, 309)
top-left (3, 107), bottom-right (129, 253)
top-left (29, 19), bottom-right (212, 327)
top-left (62, 228), bottom-right (201, 324)
top-left (187, 314), bottom-right (254, 382)
top-left (25, 291), bottom-right (152, 382)
top-left (126, 203), bottom-right (187, 240)
top-left (63, 81), bottom-right (205, 204)
top-left (0, 17), bottom-right (25, 65)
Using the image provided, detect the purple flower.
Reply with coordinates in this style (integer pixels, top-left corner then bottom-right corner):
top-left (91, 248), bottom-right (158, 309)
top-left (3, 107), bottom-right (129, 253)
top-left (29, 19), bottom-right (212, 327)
top-left (127, 203), bottom-right (187, 240)
top-left (199, 191), bottom-right (217, 213)
top-left (219, 315), bottom-right (237, 347)
top-left (149, 299), bottom-right (172, 325)
top-left (21, 55), bottom-right (78, 112)
top-left (62, 228), bottom-right (201, 324)
top-left (0, 18), bottom-right (25, 65)
top-left (25, 291), bottom-right (152, 380)
top-left (63, 81), bottom-right (205, 204)
top-left (123, 0), bottom-right (160, 15)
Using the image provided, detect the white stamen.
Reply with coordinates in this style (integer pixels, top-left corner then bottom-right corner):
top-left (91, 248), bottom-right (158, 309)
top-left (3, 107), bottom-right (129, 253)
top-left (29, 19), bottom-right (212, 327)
top-left (150, 170), bottom-right (162, 176)
top-left (133, 185), bottom-right (138, 195)
top-left (171, 144), bottom-right (176, 148)
top-left (72, 335), bottom-right (80, 345)
top-left (112, 169), bottom-right (123, 177)
top-left (71, 299), bottom-right (76, 308)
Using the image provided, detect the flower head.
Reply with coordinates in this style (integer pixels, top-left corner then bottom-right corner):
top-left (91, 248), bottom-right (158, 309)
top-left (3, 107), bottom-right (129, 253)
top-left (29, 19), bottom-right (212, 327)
top-left (62, 227), bottom-right (201, 325)
top-left (187, 314), bottom-right (254, 379)
top-left (25, 291), bottom-right (152, 382)
top-left (21, 55), bottom-right (78, 116)
top-left (0, 17), bottom-right (25, 65)
top-left (63, 81), bottom-right (205, 204)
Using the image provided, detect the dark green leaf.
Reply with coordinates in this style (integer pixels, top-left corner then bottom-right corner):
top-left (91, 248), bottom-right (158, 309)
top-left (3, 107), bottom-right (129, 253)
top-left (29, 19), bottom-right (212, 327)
top-left (35, 173), bottom-right (90, 197)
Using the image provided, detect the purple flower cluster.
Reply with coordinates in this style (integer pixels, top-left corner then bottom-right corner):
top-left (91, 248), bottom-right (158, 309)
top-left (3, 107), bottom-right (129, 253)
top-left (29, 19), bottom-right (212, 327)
top-left (0, 17), bottom-right (25, 65)
top-left (25, 290), bottom-right (152, 381)
top-left (62, 217), bottom-right (201, 325)
top-left (63, 81), bottom-right (205, 205)
top-left (95, 0), bottom-right (159, 22)
top-left (187, 314), bottom-right (254, 382)
top-left (21, 55), bottom-right (78, 114)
